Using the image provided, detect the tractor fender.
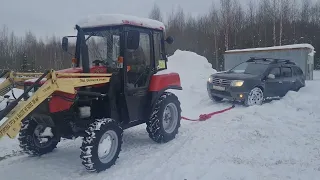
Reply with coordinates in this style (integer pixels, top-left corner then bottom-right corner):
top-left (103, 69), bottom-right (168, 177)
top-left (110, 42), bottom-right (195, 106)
top-left (149, 72), bottom-right (182, 113)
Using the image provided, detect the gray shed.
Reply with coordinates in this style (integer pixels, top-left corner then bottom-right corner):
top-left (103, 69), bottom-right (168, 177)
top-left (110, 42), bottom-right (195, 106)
top-left (223, 44), bottom-right (316, 80)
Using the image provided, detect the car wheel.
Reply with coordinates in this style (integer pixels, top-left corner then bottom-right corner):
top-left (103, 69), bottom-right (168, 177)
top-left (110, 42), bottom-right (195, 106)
top-left (244, 87), bottom-right (264, 106)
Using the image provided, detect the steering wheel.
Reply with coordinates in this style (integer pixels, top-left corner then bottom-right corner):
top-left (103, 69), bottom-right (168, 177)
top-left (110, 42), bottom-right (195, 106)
top-left (92, 60), bottom-right (106, 66)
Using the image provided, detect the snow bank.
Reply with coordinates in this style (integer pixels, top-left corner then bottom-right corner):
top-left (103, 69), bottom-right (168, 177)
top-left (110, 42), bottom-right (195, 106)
top-left (157, 50), bottom-right (218, 116)
top-left (166, 49), bottom-right (216, 91)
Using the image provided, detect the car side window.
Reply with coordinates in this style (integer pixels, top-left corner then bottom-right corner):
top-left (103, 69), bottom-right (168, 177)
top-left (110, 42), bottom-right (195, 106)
top-left (281, 67), bottom-right (292, 77)
top-left (269, 67), bottom-right (281, 78)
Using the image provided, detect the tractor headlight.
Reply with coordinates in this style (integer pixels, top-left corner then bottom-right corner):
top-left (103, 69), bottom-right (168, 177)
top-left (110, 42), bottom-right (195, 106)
top-left (230, 80), bottom-right (244, 87)
top-left (208, 76), bottom-right (213, 83)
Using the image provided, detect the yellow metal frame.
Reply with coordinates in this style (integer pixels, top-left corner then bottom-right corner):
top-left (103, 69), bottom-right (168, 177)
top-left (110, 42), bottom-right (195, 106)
top-left (0, 71), bottom-right (43, 96)
top-left (0, 70), bottom-right (111, 139)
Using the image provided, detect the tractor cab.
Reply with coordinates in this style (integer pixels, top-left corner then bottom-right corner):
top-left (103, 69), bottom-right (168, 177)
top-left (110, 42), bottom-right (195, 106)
top-left (61, 15), bottom-right (173, 75)
top-left (23, 14), bottom-right (178, 123)
top-left (24, 14), bottom-right (175, 98)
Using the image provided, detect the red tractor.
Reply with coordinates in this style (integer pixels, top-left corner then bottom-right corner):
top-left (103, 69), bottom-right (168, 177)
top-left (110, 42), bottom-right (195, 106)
top-left (0, 14), bottom-right (182, 172)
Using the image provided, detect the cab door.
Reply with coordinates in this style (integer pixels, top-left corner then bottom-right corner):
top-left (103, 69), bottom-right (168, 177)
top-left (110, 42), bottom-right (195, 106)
top-left (123, 28), bottom-right (154, 122)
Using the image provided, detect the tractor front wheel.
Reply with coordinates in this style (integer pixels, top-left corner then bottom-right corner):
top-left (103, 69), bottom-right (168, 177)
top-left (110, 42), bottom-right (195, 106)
top-left (18, 117), bottom-right (60, 156)
top-left (80, 118), bottom-right (123, 172)
top-left (146, 92), bottom-right (181, 143)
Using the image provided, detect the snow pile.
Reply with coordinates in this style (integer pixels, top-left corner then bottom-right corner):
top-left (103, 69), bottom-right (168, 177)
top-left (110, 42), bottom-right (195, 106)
top-left (157, 50), bottom-right (217, 116)
top-left (166, 50), bottom-right (217, 91)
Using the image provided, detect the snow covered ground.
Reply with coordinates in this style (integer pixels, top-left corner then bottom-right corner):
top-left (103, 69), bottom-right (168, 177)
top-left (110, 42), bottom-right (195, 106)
top-left (0, 50), bottom-right (320, 180)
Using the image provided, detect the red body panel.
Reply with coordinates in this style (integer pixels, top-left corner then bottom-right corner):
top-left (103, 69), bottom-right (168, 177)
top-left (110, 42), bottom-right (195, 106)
top-left (24, 66), bottom-right (108, 113)
top-left (49, 92), bottom-right (76, 113)
top-left (48, 66), bottom-right (108, 112)
top-left (149, 73), bottom-right (181, 91)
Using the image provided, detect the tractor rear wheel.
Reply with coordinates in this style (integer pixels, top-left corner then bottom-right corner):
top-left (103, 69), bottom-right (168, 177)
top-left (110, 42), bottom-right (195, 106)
top-left (18, 117), bottom-right (60, 156)
top-left (146, 92), bottom-right (181, 143)
top-left (80, 118), bottom-right (123, 172)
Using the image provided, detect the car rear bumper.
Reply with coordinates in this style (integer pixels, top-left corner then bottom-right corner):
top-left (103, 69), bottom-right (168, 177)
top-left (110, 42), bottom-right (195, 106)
top-left (207, 82), bottom-right (248, 101)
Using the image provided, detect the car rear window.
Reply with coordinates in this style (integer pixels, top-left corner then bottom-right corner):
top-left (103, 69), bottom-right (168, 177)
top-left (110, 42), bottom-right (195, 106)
top-left (293, 66), bottom-right (303, 75)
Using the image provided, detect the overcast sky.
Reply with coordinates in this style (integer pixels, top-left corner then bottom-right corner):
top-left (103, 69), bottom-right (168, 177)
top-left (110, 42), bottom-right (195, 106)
top-left (0, 0), bottom-right (312, 38)
top-left (0, 0), bottom-right (225, 38)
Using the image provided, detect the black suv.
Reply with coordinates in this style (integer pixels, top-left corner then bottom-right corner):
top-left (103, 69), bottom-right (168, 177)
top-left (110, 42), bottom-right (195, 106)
top-left (207, 57), bottom-right (305, 106)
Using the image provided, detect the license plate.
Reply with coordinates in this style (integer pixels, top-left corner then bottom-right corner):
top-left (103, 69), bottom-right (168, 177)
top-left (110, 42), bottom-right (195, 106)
top-left (212, 85), bottom-right (225, 91)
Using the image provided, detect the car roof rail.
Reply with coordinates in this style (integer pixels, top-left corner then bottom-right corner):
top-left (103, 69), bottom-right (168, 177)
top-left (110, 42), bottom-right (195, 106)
top-left (247, 57), bottom-right (296, 65)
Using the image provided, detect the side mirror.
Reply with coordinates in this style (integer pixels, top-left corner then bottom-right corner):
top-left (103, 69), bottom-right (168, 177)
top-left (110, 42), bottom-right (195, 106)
top-left (62, 37), bottom-right (68, 52)
top-left (127, 30), bottom-right (140, 50)
top-left (267, 74), bottom-right (275, 79)
top-left (165, 36), bottom-right (174, 44)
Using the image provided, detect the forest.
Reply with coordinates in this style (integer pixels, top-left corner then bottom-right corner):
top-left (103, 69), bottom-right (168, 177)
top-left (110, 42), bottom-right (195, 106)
top-left (0, 0), bottom-right (320, 72)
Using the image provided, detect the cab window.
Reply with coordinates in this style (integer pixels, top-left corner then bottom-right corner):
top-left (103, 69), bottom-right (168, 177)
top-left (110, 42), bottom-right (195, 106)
top-left (153, 32), bottom-right (166, 71)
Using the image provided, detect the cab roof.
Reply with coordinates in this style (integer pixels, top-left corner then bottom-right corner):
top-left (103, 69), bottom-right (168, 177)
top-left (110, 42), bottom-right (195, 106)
top-left (77, 14), bottom-right (165, 31)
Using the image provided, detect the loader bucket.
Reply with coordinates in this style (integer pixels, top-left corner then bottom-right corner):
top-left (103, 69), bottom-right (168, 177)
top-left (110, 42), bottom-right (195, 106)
top-left (0, 70), bottom-right (43, 97)
top-left (0, 70), bottom-right (50, 139)
top-left (0, 70), bottom-right (49, 121)
top-left (0, 70), bottom-right (12, 96)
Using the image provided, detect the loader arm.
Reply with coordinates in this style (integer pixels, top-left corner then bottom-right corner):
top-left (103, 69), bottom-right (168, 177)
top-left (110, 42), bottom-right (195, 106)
top-left (0, 69), bottom-right (111, 139)
top-left (0, 70), bottom-right (43, 96)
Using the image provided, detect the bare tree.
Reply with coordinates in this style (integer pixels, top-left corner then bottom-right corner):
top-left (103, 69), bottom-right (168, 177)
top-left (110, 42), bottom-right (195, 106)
top-left (220, 0), bottom-right (232, 51)
top-left (148, 3), bottom-right (163, 22)
top-left (272, 0), bottom-right (278, 46)
top-left (2, 0), bottom-right (320, 73)
top-left (209, 4), bottom-right (221, 69)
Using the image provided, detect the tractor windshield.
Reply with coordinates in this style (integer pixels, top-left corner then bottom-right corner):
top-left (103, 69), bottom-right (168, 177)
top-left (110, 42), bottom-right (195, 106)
top-left (83, 28), bottom-right (121, 67)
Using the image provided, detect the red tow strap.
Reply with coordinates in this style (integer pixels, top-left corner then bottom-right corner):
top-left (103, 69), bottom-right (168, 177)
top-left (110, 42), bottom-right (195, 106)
top-left (181, 105), bottom-right (235, 121)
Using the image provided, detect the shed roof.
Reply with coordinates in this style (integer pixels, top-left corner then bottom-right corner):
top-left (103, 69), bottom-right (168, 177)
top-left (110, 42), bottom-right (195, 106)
top-left (225, 44), bottom-right (314, 54)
